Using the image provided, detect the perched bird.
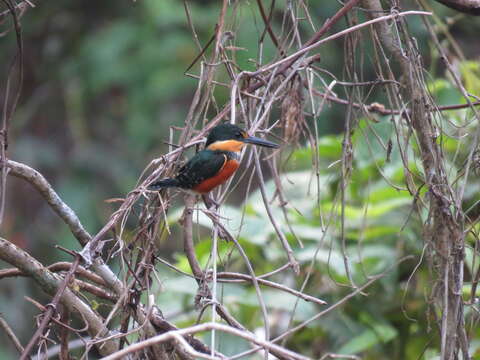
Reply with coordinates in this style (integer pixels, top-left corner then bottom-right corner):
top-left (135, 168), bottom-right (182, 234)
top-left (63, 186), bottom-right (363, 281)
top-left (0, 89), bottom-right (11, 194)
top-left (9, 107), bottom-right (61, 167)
top-left (149, 123), bottom-right (279, 194)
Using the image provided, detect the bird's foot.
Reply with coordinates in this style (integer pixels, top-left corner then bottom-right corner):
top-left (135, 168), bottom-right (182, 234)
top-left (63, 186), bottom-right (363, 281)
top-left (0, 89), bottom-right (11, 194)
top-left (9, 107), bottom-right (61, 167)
top-left (202, 194), bottom-right (220, 210)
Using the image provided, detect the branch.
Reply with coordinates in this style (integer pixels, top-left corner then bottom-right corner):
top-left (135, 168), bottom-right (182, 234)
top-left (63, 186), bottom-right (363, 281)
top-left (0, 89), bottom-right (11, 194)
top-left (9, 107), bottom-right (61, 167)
top-left (252, 147), bottom-right (299, 273)
top-left (149, 309), bottom-right (215, 356)
top-left (5, 160), bottom-right (90, 246)
top-left (180, 194), bottom-right (248, 331)
top-left (101, 322), bottom-right (310, 360)
top-left (3, 160), bottom-right (124, 356)
top-left (433, 0), bottom-right (480, 15)
top-left (232, 256), bottom-right (414, 359)
top-left (3, 159), bottom-right (205, 357)
top-left (2, 159), bottom-right (124, 294)
top-left (181, 194), bottom-right (204, 280)
top-left (217, 272), bottom-right (326, 305)
top-left (19, 255), bottom-right (83, 360)
top-left (0, 314), bottom-right (24, 355)
top-left (181, 0), bottom-right (366, 134)
top-left (0, 261), bottom-right (107, 286)
top-left (361, 1), bottom-right (469, 358)
top-left (0, 0), bottom-right (33, 18)
top-left (0, 237), bottom-right (118, 356)
top-left (248, 11), bottom-right (431, 76)
top-left (311, 87), bottom-right (480, 116)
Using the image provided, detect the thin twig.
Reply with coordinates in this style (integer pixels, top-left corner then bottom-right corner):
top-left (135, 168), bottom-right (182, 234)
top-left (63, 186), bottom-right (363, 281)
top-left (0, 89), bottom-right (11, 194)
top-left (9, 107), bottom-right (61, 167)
top-left (0, 314), bottom-right (25, 355)
top-left (19, 255), bottom-right (82, 360)
top-left (252, 147), bottom-right (300, 273)
top-left (217, 272), bottom-right (326, 305)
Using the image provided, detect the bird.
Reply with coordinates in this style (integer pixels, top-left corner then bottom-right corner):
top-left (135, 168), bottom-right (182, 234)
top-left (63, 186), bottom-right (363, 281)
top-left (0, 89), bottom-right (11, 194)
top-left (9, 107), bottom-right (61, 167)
top-left (149, 123), bottom-right (279, 194)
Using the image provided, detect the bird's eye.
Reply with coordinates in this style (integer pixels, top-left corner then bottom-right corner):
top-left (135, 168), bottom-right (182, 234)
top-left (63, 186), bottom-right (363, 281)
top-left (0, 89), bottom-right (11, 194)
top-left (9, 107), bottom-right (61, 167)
top-left (236, 132), bottom-right (244, 139)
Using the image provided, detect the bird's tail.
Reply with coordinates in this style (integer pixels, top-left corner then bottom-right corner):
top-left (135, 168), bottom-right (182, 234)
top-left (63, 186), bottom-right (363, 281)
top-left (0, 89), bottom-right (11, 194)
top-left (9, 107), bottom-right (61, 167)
top-left (148, 178), bottom-right (180, 190)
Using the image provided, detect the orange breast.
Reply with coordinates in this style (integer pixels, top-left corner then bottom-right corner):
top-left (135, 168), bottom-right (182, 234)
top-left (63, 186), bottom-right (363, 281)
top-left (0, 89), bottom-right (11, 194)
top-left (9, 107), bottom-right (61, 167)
top-left (193, 159), bottom-right (239, 194)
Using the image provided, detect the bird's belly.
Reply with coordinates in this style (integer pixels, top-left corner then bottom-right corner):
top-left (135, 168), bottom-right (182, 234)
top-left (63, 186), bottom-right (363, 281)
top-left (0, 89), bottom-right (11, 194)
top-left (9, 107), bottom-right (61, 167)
top-left (193, 159), bottom-right (239, 194)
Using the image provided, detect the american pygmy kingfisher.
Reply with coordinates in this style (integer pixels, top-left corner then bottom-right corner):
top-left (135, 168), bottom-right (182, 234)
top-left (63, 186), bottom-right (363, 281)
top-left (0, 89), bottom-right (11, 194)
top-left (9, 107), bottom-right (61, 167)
top-left (149, 123), bottom-right (279, 194)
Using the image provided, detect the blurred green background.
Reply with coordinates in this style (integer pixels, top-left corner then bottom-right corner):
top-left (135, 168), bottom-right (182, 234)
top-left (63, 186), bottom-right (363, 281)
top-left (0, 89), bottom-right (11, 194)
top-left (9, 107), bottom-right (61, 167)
top-left (1, 0), bottom-right (480, 359)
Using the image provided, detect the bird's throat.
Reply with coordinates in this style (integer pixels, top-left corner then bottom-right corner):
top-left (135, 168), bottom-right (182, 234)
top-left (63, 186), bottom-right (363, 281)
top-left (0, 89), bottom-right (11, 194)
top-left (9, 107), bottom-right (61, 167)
top-left (207, 139), bottom-right (245, 152)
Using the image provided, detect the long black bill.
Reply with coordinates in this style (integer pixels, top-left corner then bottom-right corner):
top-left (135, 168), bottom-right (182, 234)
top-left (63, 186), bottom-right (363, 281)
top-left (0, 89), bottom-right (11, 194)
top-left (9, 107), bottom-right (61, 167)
top-left (243, 135), bottom-right (280, 148)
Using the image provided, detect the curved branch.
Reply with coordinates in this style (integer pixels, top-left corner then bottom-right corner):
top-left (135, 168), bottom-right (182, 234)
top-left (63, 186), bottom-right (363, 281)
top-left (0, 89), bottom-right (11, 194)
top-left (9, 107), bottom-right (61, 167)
top-left (2, 159), bottom-right (124, 294)
top-left (0, 237), bottom-right (118, 356)
top-left (5, 160), bottom-right (90, 246)
top-left (433, 0), bottom-right (480, 15)
top-left (101, 322), bottom-right (309, 360)
top-left (0, 315), bottom-right (24, 355)
top-left (0, 264), bottom-right (116, 301)
top-left (0, 261), bottom-right (106, 286)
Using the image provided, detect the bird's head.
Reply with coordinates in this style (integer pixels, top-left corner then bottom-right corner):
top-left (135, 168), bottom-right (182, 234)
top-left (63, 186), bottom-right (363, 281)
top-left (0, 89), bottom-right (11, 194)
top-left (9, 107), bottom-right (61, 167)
top-left (205, 123), bottom-right (279, 152)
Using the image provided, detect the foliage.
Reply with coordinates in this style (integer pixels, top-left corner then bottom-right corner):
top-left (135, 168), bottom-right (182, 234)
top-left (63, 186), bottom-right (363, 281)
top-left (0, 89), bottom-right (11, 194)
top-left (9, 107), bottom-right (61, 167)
top-left (156, 62), bottom-right (480, 358)
top-left (1, 0), bottom-right (480, 359)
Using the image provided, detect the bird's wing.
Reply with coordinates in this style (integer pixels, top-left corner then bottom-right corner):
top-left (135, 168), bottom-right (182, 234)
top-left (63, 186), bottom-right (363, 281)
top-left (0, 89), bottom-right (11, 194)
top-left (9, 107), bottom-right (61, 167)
top-left (176, 150), bottom-right (227, 189)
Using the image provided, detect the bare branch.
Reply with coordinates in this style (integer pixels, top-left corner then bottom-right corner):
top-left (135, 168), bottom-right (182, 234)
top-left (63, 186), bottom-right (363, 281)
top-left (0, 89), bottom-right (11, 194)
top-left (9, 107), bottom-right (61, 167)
top-left (433, 0), bottom-right (480, 15)
top-left (0, 314), bottom-right (25, 355)
top-left (0, 237), bottom-right (118, 356)
top-left (5, 160), bottom-right (90, 245)
top-left (217, 272), bottom-right (327, 305)
top-left (101, 322), bottom-right (310, 360)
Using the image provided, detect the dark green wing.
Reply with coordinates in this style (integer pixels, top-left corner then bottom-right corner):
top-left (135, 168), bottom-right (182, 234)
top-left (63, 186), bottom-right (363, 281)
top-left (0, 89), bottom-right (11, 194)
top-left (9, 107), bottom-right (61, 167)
top-left (175, 150), bottom-right (227, 189)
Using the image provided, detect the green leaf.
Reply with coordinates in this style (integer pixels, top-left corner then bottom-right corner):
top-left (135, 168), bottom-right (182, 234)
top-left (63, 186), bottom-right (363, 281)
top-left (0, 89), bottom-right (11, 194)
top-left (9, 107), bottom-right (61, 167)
top-left (338, 323), bottom-right (397, 354)
top-left (296, 246), bottom-right (347, 276)
top-left (460, 61), bottom-right (480, 95)
top-left (368, 185), bottom-right (411, 204)
top-left (286, 136), bottom-right (343, 170)
top-left (347, 225), bottom-right (401, 241)
top-left (320, 197), bottom-right (411, 222)
top-left (319, 135), bottom-right (343, 158)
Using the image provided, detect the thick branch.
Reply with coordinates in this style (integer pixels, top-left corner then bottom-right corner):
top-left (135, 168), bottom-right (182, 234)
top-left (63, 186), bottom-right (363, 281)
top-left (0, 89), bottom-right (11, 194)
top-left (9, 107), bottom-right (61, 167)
top-left (433, 0), bottom-right (480, 15)
top-left (0, 237), bottom-right (118, 356)
top-left (5, 160), bottom-right (90, 245)
top-left (2, 159), bottom-right (124, 294)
